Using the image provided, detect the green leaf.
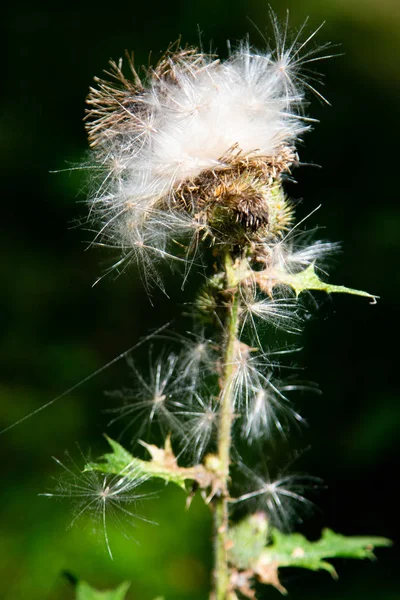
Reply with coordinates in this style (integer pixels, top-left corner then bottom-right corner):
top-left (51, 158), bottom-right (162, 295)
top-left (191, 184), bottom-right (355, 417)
top-left (85, 436), bottom-right (215, 492)
top-left (278, 263), bottom-right (377, 301)
top-left (228, 513), bottom-right (392, 594)
top-left (76, 581), bottom-right (130, 600)
top-left (263, 527), bottom-right (392, 574)
top-left (228, 512), bottom-right (269, 570)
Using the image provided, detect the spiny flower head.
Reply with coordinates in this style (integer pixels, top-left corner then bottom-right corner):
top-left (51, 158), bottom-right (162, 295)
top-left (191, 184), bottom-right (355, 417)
top-left (85, 20), bottom-right (329, 282)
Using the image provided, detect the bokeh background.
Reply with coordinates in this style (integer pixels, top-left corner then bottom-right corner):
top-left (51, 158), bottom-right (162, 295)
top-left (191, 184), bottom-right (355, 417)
top-left (1, 0), bottom-right (399, 598)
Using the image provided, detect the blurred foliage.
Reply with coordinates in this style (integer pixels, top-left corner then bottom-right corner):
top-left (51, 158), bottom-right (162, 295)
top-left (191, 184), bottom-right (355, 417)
top-left (228, 512), bottom-right (391, 594)
top-left (76, 581), bottom-right (130, 600)
top-left (1, 0), bottom-right (398, 599)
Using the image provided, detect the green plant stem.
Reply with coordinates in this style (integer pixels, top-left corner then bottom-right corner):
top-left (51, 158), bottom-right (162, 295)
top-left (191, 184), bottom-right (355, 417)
top-left (213, 252), bottom-right (240, 600)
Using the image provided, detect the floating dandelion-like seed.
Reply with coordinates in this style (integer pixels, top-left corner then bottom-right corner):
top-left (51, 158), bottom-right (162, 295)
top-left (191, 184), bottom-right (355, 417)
top-left (177, 393), bottom-right (219, 462)
top-left (176, 331), bottom-right (217, 392)
top-left (106, 352), bottom-right (186, 441)
top-left (241, 382), bottom-right (303, 443)
top-left (226, 341), bottom-right (275, 411)
top-left (41, 453), bottom-right (153, 559)
top-left (234, 462), bottom-right (321, 531)
top-left (239, 293), bottom-right (303, 339)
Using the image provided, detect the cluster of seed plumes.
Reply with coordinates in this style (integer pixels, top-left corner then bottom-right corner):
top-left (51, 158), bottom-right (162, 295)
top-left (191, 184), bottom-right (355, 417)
top-left (85, 39), bottom-right (318, 282)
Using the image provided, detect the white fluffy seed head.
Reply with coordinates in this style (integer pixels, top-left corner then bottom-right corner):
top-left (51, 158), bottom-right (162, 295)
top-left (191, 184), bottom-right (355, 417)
top-left (88, 44), bottom-right (305, 197)
top-left (85, 19), bottom-right (330, 281)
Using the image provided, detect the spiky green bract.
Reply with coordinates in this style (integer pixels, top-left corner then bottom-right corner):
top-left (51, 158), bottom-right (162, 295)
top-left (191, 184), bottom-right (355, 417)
top-left (277, 262), bottom-right (377, 301)
top-left (76, 581), bottom-right (130, 600)
top-left (228, 512), bottom-right (392, 595)
top-left (208, 255), bottom-right (376, 303)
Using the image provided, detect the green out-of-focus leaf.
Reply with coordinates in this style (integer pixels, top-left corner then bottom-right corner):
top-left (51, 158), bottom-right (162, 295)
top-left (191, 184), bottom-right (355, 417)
top-left (278, 263), bottom-right (377, 301)
top-left (76, 580), bottom-right (130, 600)
top-left (85, 436), bottom-right (215, 492)
top-left (228, 513), bottom-right (392, 594)
top-left (228, 512), bottom-right (269, 570)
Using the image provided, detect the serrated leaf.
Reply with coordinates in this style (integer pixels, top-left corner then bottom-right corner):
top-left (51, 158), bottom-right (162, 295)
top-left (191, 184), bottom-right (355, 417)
top-left (85, 436), bottom-right (215, 492)
top-left (262, 527), bottom-right (391, 573)
top-left (278, 263), bottom-right (377, 301)
top-left (76, 580), bottom-right (130, 600)
top-left (228, 514), bottom-right (391, 595)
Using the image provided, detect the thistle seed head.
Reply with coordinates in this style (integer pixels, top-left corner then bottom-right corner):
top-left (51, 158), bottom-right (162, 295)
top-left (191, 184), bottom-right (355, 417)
top-left (85, 24), bottom-right (329, 280)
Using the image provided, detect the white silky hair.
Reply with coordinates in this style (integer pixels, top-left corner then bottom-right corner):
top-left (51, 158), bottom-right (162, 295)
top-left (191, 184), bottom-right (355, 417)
top-left (89, 41), bottom-right (311, 237)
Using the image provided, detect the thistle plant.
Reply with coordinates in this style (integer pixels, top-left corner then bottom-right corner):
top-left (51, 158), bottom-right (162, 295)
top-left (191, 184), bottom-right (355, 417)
top-left (47, 13), bottom-right (390, 600)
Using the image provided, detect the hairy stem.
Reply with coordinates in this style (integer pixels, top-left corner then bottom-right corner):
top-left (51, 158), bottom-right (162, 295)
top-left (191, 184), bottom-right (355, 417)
top-left (213, 252), bottom-right (240, 600)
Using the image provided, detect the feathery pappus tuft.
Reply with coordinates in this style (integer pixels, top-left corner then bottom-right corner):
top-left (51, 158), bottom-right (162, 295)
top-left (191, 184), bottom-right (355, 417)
top-left (233, 462), bottom-right (321, 531)
top-left (84, 18), bottom-right (331, 284)
top-left (41, 452), bottom-right (153, 559)
top-left (106, 352), bottom-right (186, 442)
top-left (240, 382), bottom-right (304, 443)
top-left (176, 393), bottom-right (220, 463)
top-left (176, 331), bottom-right (218, 391)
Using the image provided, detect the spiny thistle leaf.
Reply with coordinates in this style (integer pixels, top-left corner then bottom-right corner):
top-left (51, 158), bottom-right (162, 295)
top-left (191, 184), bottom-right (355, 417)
top-left (228, 513), bottom-right (391, 595)
top-left (76, 581), bottom-right (130, 600)
top-left (85, 436), bottom-right (215, 492)
top-left (261, 527), bottom-right (392, 575)
top-left (278, 263), bottom-right (377, 301)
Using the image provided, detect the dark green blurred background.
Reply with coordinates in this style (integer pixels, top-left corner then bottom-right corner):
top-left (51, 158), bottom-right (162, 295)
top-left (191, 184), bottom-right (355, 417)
top-left (1, 1), bottom-right (399, 598)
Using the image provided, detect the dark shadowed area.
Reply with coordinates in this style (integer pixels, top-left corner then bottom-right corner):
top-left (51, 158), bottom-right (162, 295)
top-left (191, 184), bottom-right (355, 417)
top-left (1, 0), bottom-right (398, 598)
